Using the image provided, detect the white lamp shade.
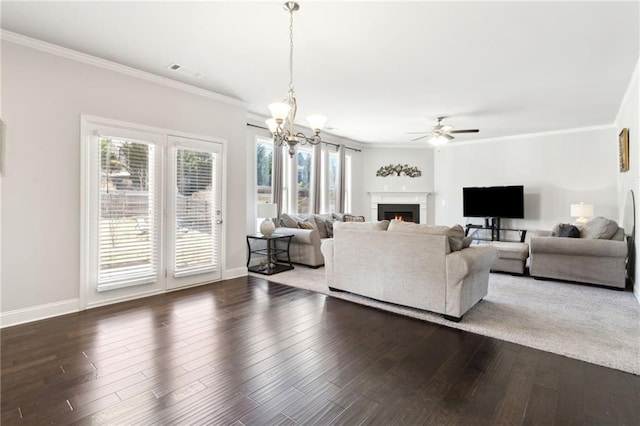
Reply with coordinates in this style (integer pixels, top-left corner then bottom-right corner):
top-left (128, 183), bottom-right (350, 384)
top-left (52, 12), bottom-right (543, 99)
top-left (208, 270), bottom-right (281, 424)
top-left (570, 203), bottom-right (594, 219)
top-left (307, 114), bottom-right (327, 132)
top-left (268, 102), bottom-right (291, 121)
top-left (257, 203), bottom-right (278, 219)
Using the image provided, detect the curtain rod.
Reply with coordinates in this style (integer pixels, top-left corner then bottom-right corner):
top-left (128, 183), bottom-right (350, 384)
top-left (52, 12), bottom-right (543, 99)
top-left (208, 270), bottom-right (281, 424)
top-left (246, 122), bottom-right (361, 153)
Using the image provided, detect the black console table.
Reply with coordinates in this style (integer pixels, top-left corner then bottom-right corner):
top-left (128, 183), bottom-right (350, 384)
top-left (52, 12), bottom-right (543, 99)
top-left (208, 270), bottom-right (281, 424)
top-left (246, 233), bottom-right (294, 275)
top-left (465, 218), bottom-right (527, 243)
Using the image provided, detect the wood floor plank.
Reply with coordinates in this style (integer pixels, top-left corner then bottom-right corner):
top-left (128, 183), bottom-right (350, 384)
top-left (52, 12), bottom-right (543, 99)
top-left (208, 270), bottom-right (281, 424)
top-left (1, 275), bottom-right (638, 425)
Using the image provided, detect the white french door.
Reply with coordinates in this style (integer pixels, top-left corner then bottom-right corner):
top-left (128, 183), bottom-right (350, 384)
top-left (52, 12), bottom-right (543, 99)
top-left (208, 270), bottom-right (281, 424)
top-left (81, 116), bottom-right (224, 307)
top-left (166, 136), bottom-right (222, 289)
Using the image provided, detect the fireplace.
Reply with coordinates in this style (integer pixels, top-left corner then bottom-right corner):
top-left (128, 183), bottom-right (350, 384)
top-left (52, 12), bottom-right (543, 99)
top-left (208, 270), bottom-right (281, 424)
top-left (369, 191), bottom-right (430, 224)
top-left (378, 204), bottom-right (420, 223)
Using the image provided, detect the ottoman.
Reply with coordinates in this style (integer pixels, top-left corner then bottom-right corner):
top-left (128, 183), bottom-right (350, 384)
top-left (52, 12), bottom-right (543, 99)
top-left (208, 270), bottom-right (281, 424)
top-left (490, 241), bottom-right (529, 275)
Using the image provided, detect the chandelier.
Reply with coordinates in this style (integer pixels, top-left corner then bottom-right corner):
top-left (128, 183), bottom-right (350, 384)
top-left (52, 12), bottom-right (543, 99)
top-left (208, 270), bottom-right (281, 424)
top-left (266, 2), bottom-right (326, 157)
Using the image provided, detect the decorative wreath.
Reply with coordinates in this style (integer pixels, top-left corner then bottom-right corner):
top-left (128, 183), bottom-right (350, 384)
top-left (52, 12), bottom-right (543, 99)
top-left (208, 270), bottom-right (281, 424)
top-left (376, 164), bottom-right (422, 178)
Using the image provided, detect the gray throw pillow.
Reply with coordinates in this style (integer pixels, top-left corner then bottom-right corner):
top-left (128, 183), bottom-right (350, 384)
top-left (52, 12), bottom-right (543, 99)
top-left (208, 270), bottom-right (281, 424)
top-left (279, 213), bottom-right (299, 228)
top-left (313, 214), bottom-right (332, 239)
top-left (581, 217), bottom-right (619, 239)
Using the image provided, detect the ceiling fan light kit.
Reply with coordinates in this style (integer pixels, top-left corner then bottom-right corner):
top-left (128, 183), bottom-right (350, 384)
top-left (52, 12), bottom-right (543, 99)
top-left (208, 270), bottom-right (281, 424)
top-left (266, 2), bottom-right (326, 157)
top-left (410, 116), bottom-right (480, 146)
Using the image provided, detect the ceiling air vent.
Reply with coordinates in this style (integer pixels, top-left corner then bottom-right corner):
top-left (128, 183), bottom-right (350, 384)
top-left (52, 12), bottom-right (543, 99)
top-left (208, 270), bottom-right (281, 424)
top-left (167, 63), bottom-right (204, 78)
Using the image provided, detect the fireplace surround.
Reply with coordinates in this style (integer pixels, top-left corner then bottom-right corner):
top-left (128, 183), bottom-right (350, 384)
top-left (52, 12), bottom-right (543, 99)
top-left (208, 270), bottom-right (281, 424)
top-left (368, 191), bottom-right (430, 224)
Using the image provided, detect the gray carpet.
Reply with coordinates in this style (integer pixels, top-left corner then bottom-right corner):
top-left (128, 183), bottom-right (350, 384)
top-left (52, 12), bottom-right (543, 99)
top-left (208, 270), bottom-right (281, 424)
top-left (250, 267), bottom-right (640, 375)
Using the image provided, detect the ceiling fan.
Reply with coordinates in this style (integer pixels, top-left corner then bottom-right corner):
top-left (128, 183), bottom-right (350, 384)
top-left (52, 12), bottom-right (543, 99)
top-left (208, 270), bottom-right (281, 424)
top-left (408, 117), bottom-right (479, 145)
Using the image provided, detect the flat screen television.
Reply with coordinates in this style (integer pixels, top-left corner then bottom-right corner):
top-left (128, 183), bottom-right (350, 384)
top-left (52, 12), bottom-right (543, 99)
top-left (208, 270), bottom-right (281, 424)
top-left (463, 185), bottom-right (524, 219)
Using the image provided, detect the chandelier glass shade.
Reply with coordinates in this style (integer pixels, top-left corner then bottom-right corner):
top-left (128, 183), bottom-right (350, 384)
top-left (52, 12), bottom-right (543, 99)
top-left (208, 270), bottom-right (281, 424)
top-left (266, 2), bottom-right (326, 157)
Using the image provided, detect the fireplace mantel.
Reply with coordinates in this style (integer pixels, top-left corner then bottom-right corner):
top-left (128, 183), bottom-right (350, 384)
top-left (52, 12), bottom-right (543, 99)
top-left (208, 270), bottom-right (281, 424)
top-left (368, 191), bottom-right (431, 224)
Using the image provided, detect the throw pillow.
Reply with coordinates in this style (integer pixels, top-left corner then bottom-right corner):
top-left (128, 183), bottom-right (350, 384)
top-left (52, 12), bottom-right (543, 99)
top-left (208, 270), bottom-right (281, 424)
top-left (297, 221), bottom-right (316, 230)
top-left (581, 217), bottom-right (619, 239)
top-left (387, 220), bottom-right (466, 251)
top-left (462, 236), bottom-right (473, 249)
top-left (313, 214), bottom-right (332, 239)
top-left (279, 213), bottom-right (299, 228)
top-left (551, 223), bottom-right (571, 237)
top-left (325, 218), bottom-right (338, 238)
top-left (344, 214), bottom-right (365, 222)
top-left (332, 212), bottom-right (346, 222)
top-left (557, 225), bottom-right (581, 238)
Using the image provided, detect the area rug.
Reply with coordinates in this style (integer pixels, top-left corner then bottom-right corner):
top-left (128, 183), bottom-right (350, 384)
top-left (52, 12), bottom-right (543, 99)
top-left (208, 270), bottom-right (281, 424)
top-left (250, 267), bottom-right (640, 375)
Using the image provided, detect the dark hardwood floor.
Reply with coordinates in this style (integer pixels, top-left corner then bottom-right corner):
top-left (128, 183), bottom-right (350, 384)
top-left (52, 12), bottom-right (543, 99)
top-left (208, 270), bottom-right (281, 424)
top-left (2, 275), bottom-right (639, 425)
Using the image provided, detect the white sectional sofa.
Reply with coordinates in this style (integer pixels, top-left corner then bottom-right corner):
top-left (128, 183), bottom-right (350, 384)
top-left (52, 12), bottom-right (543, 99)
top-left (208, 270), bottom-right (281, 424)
top-left (321, 220), bottom-right (499, 321)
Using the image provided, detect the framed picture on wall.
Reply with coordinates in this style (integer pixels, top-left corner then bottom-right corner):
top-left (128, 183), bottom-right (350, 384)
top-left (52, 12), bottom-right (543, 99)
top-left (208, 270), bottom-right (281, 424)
top-left (619, 128), bottom-right (629, 172)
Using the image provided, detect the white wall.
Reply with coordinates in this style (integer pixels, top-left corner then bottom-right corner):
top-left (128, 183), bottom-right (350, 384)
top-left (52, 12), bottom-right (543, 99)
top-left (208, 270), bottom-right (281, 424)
top-left (360, 147), bottom-right (435, 223)
top-left (433, 127), bottom-right (618, 232)
top-left (1, 40), bottom-right (247, 318)
top-left (615, 59), bottom-right (640, 303)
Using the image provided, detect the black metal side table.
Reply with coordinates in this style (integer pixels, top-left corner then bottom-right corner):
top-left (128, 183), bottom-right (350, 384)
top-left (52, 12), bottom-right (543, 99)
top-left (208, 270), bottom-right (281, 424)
top-left (246, 233), bottom-right (294, 275)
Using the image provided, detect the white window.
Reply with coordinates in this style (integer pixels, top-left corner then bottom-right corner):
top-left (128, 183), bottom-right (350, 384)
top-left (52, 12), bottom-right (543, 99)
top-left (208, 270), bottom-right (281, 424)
top-left (256, 138), bottom-right (274, 230)
top-left (169, 138), bottom-right (220, 280)
top-left (296, 146), bottom-right (312, 214)
top-left (98, 136), bottom-right (159, 289)
top-left (82, 116), bottom-right (224, 307)
top-left (327, 151), bottom-right (339, 213)
top-left (344, 154), bottom-right (353, 213)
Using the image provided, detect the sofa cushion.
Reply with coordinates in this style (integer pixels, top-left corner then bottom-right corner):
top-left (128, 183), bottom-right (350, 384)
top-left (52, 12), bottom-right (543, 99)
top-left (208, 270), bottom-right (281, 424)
top-left (325, 217), bottom-right (338, 238)
top-left (557, 225), bottom-right (581, 238)
top-left (344, 214), bottom-right (366, 222)
top-left (581, 217), bottom-right (619, 240)
top-left (333, 220), bottom-right (390, 231)
top-left (313, 214), bottom-right (333, 239)
top-left (387, 220), bottom-right (466, 251)
top-left (551, 223), bottom-right (571, 237)
top-left (280, 213), bottom-right (318, 229)
top-left (298, 221), bottom-right (316, 230)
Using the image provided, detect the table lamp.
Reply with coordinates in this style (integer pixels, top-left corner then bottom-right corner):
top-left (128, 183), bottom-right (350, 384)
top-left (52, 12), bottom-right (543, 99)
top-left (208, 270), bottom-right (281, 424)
top-left (257, 203), bottom-right (278, 236)
top-left (570, 203), bottom-right (594, 225)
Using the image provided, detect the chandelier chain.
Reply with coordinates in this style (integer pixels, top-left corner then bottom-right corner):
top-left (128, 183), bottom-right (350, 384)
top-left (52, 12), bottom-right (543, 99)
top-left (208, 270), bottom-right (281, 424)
top-left (288, 7), bottom-right (295, 93)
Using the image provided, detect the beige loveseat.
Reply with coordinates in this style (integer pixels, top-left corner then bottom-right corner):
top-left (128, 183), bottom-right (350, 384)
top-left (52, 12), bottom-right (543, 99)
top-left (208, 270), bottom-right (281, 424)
top-left (321, 220), bottom-right (499, 321)
top-left (530, 217), bottom-right (628, 289)
top-left (274, 212), bottom-right (364, 267)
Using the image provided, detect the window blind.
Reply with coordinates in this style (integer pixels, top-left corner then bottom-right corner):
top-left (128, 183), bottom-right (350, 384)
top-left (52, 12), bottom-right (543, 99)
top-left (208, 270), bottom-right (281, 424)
top-left (174, 147), bottom-right (218, 276)
top-left (97, 137), bottom-right (158, 290)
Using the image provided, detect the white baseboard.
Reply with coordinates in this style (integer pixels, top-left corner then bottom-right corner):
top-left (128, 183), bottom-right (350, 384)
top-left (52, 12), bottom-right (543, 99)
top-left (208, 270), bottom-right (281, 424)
top-left (1, 299), bottom-right (79, 328)
top-left (1, 270), bottom-right (249, 328)
top-left (224, 266), bottom-right (248, 280)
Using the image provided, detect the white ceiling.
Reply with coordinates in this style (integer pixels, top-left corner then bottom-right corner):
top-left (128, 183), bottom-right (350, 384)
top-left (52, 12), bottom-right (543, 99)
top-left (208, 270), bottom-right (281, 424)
top-left (1, 1), bottom-right (638, 144)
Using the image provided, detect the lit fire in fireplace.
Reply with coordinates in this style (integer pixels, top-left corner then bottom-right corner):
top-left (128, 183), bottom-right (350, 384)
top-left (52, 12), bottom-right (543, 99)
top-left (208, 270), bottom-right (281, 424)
top-left (394, 215), bottom-right (404, 221)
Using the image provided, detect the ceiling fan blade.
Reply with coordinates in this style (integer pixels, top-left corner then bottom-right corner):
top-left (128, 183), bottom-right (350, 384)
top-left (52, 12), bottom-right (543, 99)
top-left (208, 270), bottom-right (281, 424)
top-left (411, 135), bottom-right (430, 142)
top-left (449, 129), bottom-right (480, 134)
top-left (406, 131), bottom-right (430, 135)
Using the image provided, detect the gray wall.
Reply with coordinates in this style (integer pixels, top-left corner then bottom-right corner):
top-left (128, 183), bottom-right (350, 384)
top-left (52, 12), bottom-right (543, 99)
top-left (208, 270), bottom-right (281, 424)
top-left (1, 40), bottom-right (247, 316)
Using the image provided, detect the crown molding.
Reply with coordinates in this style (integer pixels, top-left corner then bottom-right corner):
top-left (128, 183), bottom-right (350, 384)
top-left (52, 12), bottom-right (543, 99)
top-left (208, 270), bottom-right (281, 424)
top-left (1, 30), bottom-right (246, 108)
top-left (364, 124), bottom-right (616, 149)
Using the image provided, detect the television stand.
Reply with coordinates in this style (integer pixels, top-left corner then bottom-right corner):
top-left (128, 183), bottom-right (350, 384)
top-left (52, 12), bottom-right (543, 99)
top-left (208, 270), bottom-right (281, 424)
top-left (465, 218), bottom-right (527, 243)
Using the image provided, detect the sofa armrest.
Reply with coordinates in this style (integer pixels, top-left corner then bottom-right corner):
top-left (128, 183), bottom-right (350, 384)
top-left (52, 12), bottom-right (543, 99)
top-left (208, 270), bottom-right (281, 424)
top-left (446, 245), bottom-right (499, 283)
top-left (531, 237), bottom-right (627, 258)
top-left (274, 227), bottom-right (321, 245)
top-left (320, 239), bottom-right (334, 280)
